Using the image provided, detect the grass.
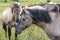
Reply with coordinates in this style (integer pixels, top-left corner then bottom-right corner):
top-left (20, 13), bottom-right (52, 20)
top-left (0, 0), bottom-right (60, 40)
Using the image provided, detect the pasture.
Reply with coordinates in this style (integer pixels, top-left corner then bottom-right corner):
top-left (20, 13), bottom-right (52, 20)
top-left (0, 0), bottom-right (60, 40)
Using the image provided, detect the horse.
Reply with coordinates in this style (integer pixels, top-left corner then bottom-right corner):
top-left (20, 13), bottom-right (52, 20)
top-left (16, 6), bottom-right (60, 40)
top-left (40, 2), bottom-right (60, 12)
top-left (30, 2), bottom-right (60, 13)
top-left (2, 2), bottom-right (24, 40)
top-left (57, 4), bottom-right (60, 12)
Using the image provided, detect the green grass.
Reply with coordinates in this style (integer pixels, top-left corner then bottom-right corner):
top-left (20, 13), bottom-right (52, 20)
top-left (0, 0), bottom-right (60, 40)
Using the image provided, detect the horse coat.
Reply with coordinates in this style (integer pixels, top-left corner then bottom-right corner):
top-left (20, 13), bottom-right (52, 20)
top-left (16, 5), bottom-right (60, 40)
top-left (2, 7), bottom-right (15, 26)
top-left (2, 2), bottom-right (24, 40)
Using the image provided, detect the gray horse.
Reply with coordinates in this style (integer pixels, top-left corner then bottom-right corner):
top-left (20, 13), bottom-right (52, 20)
top-left (40, 2), bottom-right (60, 12)
top-left (16, 6), bottom-right (60, 40)
top-left (30, 2), bottom-right (60, 13)
top-left (2, 2), bottom-right (24, 40)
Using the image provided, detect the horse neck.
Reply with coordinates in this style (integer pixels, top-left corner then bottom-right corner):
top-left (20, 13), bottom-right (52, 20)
top-left (33, 20), bottom-right (46, 30)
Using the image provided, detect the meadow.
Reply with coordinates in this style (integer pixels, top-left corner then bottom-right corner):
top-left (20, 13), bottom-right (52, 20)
top-left (0, 0), bottom-right (60, 40)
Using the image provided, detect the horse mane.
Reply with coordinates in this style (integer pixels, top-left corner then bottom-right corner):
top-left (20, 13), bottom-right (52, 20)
top-left (26, 9), bottom-right (52, 23)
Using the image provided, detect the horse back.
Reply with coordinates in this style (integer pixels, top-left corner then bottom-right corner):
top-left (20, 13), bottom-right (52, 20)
top-left (2, 7), bottom-right (13, 24)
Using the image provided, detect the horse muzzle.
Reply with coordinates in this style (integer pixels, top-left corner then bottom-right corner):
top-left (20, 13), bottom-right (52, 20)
top-left (16, 26), bottom-right (23, 34)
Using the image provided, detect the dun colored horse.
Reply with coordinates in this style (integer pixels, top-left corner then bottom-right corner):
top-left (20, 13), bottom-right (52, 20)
top-left (16, 5), bottom-right (60, 40)
top-left (30, 2), bottom-right (60, 12)
top-left (2, 2), bottom-right (24, 40)
top-left (40, 2), bottom-right (60, 12)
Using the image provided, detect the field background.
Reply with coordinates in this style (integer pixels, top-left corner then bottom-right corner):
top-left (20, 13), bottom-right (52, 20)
top-left (0, 0), bottom-right (60, 40)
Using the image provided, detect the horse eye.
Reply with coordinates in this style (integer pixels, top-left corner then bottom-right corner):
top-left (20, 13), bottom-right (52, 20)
top-left (22, 18), bottom-right (25, 21)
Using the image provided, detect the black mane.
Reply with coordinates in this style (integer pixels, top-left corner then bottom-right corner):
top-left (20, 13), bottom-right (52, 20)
top-left (26, 9), bottom-right (52, 23)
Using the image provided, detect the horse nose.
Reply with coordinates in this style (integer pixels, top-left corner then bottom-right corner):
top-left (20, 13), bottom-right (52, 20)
top-left (16, 28), bottom-right (22, 34)
top-left (16, 26), bottom-right (23, 34)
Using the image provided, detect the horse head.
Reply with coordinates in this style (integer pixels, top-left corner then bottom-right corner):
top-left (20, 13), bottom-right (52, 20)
top-left (15, 5), bottom-right (51, 34)
top-left (11, 2), bottom-right (27, 23)
top-left (16, 8), bottom-right (32, 34)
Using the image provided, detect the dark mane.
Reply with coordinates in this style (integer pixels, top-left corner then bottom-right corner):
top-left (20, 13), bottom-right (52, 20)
top-left (26, 9), bottom-right (52, 23)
